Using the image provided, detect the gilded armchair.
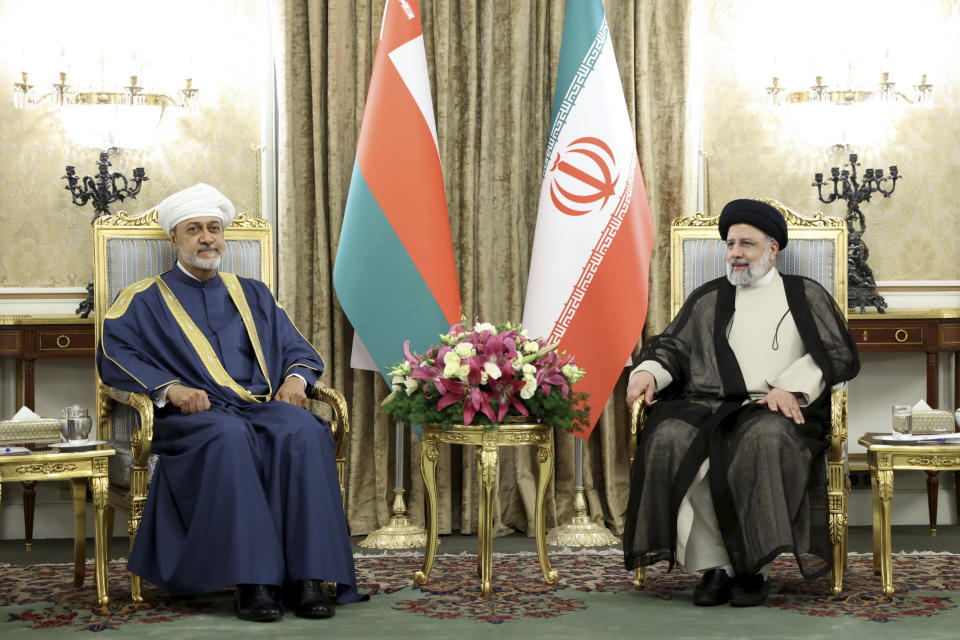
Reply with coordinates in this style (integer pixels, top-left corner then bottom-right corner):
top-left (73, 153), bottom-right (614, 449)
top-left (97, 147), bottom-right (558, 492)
top-left (93, 209), bottom-right (351, 602)
top-left (630, 199), bottom-right (850, 595)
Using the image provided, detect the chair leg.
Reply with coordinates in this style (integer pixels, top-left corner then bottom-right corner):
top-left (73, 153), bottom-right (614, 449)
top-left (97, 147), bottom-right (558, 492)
top-left (128, 520), bottom-right (143, 603)
top-left (955, 471), bottom-right (960, 521)
top-left (633, 567), bottom-right (646, 591)
top-left (104, 506), bottom-right (115, 602)
top-left (927, 471), bottom-right (939, 535)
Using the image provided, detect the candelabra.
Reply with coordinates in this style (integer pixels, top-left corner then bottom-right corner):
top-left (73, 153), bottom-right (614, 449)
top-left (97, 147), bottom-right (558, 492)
top-left (63, 152), bottom-right (148, 223)
top-left (63, 151), bottom-right (148, 317)
top-left (812, 153), bottom-right (900, 313)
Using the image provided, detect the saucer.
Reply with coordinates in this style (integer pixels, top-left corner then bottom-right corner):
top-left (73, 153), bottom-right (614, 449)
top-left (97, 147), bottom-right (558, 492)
top-left (48, 440), bottom-right (107, 452)
top-left (876, 433), bottom-right (960, 444)
top-left (0, 446), bottom-right (30, 456)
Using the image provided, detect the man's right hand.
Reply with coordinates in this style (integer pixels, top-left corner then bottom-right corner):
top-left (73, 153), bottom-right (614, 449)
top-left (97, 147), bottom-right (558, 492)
top-left (626, 370), bottom-right (656, 407)
top-left (166, 383), bottom-right (211, 415)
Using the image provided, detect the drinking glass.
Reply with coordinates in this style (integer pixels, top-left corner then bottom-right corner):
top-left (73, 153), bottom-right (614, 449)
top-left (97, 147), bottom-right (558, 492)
top-left (892, 405), bottom-right (912, 438)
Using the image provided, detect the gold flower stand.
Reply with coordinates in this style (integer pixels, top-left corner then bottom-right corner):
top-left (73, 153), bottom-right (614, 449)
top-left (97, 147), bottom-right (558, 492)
top-left (413, 423), bottom-right (559, 597)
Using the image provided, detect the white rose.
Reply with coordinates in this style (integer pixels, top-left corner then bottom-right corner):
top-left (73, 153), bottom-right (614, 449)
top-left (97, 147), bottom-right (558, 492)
top-left (522, 363), bottom-right (537, 380)
top-left (444, 351), bottom-right (461, 366)
top-left (512, 356), bottom-right (523, 370)
top-left (458, 363), bottom-right (471, 382)
top-left (475, 322), bottom-right (496, 334)
top-left (483, 361), bottom-right (502, 380)
top-left (522, 341), bottom-right (539, 355)
top-left (455, 342), bottom-right (476, 358)
top-left (404, 378), bottom-right (420, 395)
top-left (561, 364), bottom-right (578, 379)
top-left (391, 375), bottom-right (405, 391)
top-left (520, 379), bottom-right (537, 400)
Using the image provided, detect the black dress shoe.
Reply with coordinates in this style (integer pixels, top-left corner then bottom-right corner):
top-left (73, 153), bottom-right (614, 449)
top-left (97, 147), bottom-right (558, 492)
top-left (729, 573), bottom-right (769, 607)
top-left (693, 568), bottom-right (733, 606)
top-left (234, 584), bottom-right (283, 622)
top-left (289, 579), bottom-right (335, 619)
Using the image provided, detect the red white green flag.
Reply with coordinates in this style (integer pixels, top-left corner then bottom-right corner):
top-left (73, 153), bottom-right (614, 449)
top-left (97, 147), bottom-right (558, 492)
top-left (522, 0), bottom-right (654, 438)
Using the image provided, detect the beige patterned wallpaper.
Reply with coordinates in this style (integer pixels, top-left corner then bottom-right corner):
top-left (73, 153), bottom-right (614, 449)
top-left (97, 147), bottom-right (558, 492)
top-left (0, 0), bottom-right (262, 287)
top-left (703, 0), bottom-right (960, 282)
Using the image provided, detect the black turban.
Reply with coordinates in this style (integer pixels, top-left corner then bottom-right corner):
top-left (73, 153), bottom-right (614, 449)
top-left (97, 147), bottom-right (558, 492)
top-left (718, 199), bottom-right (788, 249)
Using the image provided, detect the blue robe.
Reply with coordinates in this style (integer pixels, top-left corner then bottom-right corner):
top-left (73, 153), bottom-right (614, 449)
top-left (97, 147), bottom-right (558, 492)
top-left (98, 266), bottom-right (362, 602)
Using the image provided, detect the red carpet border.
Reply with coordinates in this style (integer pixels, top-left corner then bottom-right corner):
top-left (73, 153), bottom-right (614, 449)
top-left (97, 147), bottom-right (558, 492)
top-left (1, 552), bottom-right (959, 630)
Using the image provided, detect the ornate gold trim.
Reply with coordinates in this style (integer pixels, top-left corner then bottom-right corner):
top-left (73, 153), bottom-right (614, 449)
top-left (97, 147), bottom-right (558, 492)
top-left (15, 462), bottom-right (78, 475)
top-left (155, 276), bottom-right (260, 403)
top-left (96, 209), bottom-right (268, 229)
top-left (671, 200), bottom-right (844, 229)
top-left (104, 279), bottom-right (159, 320)
top-left (221, 273), bottom-right (272, 399)
top-left (905, 455), bottom-right (960, 467)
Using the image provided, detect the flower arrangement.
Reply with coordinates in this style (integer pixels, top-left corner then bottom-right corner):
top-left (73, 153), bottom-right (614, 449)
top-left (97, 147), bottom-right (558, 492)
top-left (381, 321), bottom-right (588, 430)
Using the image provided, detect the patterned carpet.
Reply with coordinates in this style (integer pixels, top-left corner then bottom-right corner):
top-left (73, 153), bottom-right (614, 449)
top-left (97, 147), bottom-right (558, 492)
top-left (2, 552), bottom-right (959, 632)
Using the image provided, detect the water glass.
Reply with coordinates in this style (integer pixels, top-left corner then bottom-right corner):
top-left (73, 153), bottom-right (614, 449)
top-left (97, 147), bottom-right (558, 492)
top-left (892, 405), bottom-right (912, 437)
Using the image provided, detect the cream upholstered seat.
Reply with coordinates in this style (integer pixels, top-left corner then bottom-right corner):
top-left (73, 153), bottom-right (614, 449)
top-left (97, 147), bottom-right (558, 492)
top-left (630, 199), bottom-right (849, 595)
top-left (93, 209), bottom-right (350, 602)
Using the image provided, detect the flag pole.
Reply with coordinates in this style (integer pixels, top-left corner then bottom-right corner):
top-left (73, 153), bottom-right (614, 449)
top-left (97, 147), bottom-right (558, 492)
top-left (359, 421), bottom-right (426, 549)
top-left (547, 436), bottom-right (618, 547)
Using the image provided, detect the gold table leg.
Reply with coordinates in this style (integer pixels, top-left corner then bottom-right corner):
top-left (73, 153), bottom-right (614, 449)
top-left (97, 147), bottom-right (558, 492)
top-left (535, 439), bottom-right (558, 587)
top-left (413, 442), bottom-right (440, 588)
top-left (876, 465), bottom-right (894, 596)
top-left (91, 474), bottom-right (110, 606)
top-left (871, 463), bottom-right (881, 576)
top-left (478, 431), bottom-right (498, 597)
top-left (70, 478), bottom-right (87, 588)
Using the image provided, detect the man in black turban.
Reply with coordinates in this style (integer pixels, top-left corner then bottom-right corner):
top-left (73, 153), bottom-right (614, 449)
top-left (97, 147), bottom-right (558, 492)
top-left (621, 199), bottom-right (859, 607)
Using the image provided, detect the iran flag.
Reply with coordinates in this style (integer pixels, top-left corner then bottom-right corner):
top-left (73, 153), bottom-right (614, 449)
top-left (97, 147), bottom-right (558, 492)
top-left (522, 0), bottom-right (654, 438)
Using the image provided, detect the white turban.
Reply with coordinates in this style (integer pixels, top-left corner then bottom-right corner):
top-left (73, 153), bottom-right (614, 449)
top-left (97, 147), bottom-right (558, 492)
top-left (157, 183), bottom-right (236, 234)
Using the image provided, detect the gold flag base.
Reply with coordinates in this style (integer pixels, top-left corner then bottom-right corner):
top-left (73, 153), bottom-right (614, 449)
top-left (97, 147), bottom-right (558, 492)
top-left (359, 489), bottom-right (427, 549)
top-left (547, 488), bottom-right (618, 547)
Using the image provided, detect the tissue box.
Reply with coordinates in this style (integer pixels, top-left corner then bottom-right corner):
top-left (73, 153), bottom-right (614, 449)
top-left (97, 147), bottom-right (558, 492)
top-left (0, 418), bottom-right (62, 446)
top-left (911, 410), bottom-right (956, 435)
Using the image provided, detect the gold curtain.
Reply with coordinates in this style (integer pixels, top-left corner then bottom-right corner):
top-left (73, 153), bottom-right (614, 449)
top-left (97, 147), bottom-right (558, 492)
top-left (272, 0), bottom-right (697, 537)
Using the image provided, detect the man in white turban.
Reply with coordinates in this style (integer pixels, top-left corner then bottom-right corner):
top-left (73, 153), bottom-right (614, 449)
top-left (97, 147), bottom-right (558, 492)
top-left (98, 184), bottom-right (363, 622)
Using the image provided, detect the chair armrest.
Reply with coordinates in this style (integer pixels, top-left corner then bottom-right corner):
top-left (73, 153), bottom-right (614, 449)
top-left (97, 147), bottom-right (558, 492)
top-left (312, 382), bottom-right (350, 463)
top-left (629, 395), bottom-right (650, 463)
top-left (828, 382), bottom-right (848, 465)
top-left (101, 384), bottom-right (155, 468)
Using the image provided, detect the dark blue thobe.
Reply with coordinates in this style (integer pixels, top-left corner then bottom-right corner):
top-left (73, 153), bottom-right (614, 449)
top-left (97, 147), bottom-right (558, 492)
top-left (97, 266), bottom-right (361, 602)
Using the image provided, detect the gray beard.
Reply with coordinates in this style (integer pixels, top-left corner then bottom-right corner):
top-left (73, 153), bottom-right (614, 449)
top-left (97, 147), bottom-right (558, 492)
top-left (726, 246), bottom-right (773, 286)
top-left (182, 251), bottom-right (221, 271)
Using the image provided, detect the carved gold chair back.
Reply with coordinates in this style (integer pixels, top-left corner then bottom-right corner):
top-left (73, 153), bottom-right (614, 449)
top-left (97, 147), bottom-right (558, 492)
top-left (630, 199), bottom-right (849, 595)
top-left (93, 209), bottom-right (350, 602)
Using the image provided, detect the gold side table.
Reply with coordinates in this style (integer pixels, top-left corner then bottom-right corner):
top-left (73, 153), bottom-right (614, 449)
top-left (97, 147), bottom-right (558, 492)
top-left (858, 433), bottom-right (960, 595)
top-left (414, 423), bottom-right (559, 597)
top-left (0, 448), bottom-right (115, 605)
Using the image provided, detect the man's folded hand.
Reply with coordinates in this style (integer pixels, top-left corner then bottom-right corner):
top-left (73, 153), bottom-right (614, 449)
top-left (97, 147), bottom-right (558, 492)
top-left (275, 376), bottom-right (308, 408)
top-left (167, 383), bottom-right (211, 415)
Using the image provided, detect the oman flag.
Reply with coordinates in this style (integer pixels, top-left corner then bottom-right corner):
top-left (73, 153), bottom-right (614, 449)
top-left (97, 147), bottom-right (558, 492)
top-left (522, 0), bottom-right (654, 437)
top-left (334, 0), bottom-right (461, 383)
